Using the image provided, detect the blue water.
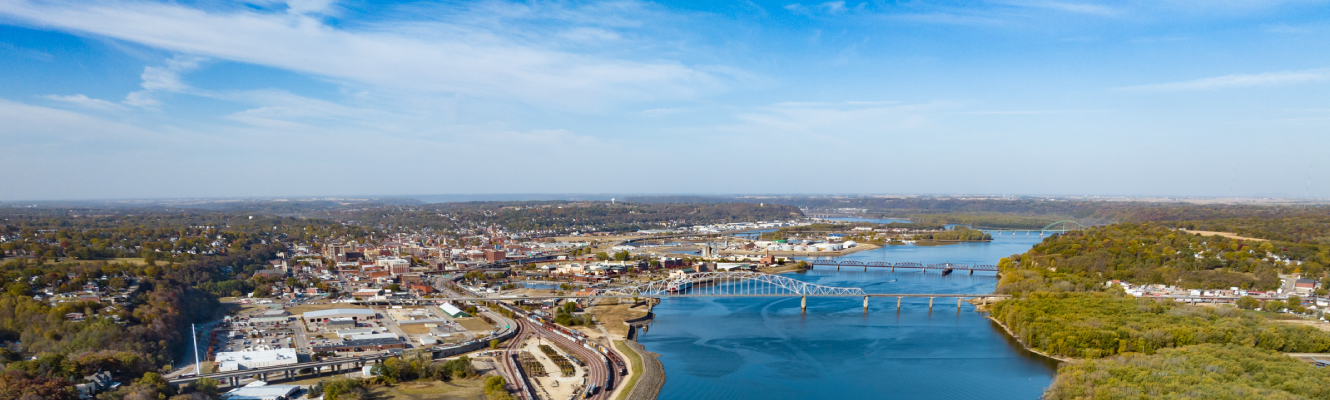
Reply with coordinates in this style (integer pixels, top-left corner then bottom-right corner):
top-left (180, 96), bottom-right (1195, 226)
top-left (637, 234), bottom-right (1057, 400)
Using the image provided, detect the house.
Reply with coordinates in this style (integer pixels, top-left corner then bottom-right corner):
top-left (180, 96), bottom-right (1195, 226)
top-left (75, 371), bottom-right (117, 399)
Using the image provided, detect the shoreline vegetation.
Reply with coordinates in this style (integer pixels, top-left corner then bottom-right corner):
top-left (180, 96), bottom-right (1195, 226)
top-left (984, 220), bottom-right (1330, 398)
top-left (986, 316), bottom-right (1075, 363)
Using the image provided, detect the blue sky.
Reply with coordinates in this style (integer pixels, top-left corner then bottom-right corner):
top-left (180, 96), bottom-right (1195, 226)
top-left (2, 0), bottom-right (1330, 200)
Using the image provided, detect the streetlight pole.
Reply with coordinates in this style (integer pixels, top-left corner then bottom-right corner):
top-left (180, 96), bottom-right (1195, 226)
top-left (192, 323), bottom-right (202, 376)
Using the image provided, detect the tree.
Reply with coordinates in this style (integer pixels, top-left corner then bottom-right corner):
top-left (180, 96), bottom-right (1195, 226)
top-left (594, 252), bottom-right (609, 261)
top-left (484, 375), bottom-right (507, 397)
top-left (489, 339), bottom-right (499, 349)
top-left (1236, 296), bottom-right (1259, 310)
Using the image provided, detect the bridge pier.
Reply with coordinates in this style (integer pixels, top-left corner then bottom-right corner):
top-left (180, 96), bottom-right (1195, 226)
top-left (957, 298), bottom-right (962, 310)
top-left (897, 297), bottom-right (901, 310)
top-left (800, 296), bottom-right (807, 312)
top-left (891, 265), bottom-right (895, 272)
top-left (928, 297), bottom-right (934, 310)
top-left (863, 296), bottom-right (869, 310)
top-left (970, 269), bottom-right (974, 275)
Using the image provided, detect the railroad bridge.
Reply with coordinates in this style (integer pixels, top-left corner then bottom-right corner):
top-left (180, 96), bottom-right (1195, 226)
top-left (807, 260), bottom-right (998, 274)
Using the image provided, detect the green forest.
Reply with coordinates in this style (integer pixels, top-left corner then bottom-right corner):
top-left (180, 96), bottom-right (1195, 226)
top-left (1044, 344), bottom-right (1330, 400)
top-left (912, 226), bottom-right (992, 241)
top-left (992, 293), bottom-right (1330, 359)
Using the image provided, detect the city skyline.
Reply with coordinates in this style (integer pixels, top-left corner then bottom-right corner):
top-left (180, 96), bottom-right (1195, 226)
top-left (3, 0), bottom-right (1330, 200)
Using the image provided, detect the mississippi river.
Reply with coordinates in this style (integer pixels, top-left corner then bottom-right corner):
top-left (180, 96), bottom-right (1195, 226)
top-left (637, 230), bottom-right (1057, 399)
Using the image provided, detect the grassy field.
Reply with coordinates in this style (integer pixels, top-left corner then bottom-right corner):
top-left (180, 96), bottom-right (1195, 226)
top-left (366, 378), bottom-right (490, 400)
top-left (455, 317), bottom-right (492, 332)
top-left (613, 341), bottom-right (643, 400)
top-left (586, 302), bottom-right (649, 338)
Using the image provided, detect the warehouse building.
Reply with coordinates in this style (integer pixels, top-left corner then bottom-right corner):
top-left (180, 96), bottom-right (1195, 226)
top-left (215, 348), bottom-right (299, 372)
top-left (302, 308), bottom-right (377, 324)
top-left (439, 302), bottom-right (470, 318)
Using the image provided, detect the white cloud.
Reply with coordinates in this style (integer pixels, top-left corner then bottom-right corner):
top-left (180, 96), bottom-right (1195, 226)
top-left (0, 0), bottom-right (724, 111)
top-left (123, 55), bottom-right (207, 107)
top-left (1114, 69), bottom-right (1330, 92)
top-left (42, 94), bottom-right (126, 111)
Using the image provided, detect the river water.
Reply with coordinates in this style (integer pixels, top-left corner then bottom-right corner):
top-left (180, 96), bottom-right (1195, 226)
top-left (636, 230), bottom-right (1058, 399)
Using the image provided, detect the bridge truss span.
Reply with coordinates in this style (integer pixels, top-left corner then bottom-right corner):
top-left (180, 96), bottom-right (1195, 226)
top-left (602, 271), bottom-right (867, 297)
top-left (808, 260), bottom-right (995, 272)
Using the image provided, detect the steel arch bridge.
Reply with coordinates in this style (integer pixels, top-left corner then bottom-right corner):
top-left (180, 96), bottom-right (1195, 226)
top-left (1040, 220), bottom-right (1087, 233)
top-left (602, 271), bottom-right (866, 297)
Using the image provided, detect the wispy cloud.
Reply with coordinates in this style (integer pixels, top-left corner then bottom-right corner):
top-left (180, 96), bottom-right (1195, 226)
top-left (0, 0), bottom-right (726, 111)
top-left (1114, 69), bottom-right (1330, 92)
top-left (998, 1), bottom-right (1118, 16)
top-left (42, 94), bottom-right (127, 111)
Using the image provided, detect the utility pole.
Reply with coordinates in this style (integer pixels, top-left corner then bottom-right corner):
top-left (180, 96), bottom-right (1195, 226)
top-left (192, 323), bottom-right (202, 376)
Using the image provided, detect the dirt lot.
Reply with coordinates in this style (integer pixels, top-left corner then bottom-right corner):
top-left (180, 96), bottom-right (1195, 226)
top-left (398, 324), bottom-right (435, 335)
top-left (586, 301), bottom-right (650, 339)
top-left (1178, 229), bottom-right (1267, 241)
top-left (367, 378), bottom-right (491, 400)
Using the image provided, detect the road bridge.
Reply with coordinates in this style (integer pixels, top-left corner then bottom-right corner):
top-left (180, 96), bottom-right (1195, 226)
top-left (361, 271), bottom-right (1007, 312)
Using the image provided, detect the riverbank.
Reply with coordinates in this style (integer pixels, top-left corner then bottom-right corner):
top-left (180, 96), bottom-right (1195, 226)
top-left (614, 340), bottom-right (666, 400)
top-left (986, 315), bottom-right (1076, 363)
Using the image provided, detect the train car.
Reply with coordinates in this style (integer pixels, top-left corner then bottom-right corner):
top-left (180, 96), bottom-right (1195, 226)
top-left (585, 384), bottom-right (600, 397)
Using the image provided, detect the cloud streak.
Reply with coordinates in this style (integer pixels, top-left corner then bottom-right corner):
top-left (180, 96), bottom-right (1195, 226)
top-left (1114, 69), bottom-right (1330, 92)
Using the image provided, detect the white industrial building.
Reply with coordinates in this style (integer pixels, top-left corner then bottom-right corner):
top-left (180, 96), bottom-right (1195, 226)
top-left (223, 382), bottom-right (300, 400)
top-left (303, 308), bottom-right (377, 324)
top-left (215, 348), bottom-right (299, 372)
top-left (439, 302), bottom-right (470, 318)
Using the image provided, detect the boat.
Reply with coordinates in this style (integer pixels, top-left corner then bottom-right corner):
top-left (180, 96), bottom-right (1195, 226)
top-left (942, 267), bottom-right (954, 275)
top-left (666, 281), bottom-right (693, 293)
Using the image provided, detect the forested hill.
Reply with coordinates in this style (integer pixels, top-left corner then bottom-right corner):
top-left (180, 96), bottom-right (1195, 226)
top-left (626, 196), bottom-right (1330, 231)
top-left (990, 218), bottom-right (1330, 399)
top-left (996, 222), bottom-right (1328, 294)
top-left (0, 210), bottom-right (378, 400)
